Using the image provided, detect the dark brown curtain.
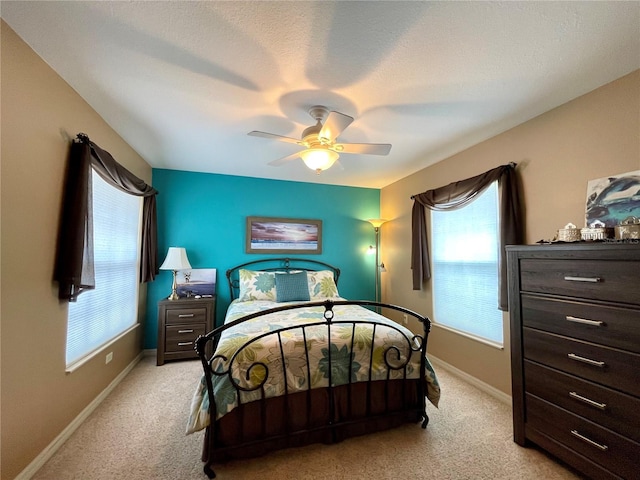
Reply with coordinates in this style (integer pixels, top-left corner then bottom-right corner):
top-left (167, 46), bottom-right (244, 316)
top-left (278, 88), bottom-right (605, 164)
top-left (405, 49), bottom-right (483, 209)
top-left (411, 163), bottom-right (523, 310)
top-left (54, 133), bottom-right (159, 301)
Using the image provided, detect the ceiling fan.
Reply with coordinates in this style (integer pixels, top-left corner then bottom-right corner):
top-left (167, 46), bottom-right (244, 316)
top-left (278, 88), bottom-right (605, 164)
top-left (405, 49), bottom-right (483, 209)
top-left (248, 106), bottom-right (392, 174)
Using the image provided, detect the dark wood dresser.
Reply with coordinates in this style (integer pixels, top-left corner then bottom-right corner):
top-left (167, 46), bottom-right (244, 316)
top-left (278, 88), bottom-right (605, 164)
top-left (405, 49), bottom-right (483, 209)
top-left (506, 243), bottom-right (640, 480)
top-left (157, 296), bottom-right (215, 366)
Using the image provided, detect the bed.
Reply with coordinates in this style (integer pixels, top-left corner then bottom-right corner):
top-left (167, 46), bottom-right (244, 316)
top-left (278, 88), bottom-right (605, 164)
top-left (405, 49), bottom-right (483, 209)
top-left (187, 258), bottom-right (440, 479)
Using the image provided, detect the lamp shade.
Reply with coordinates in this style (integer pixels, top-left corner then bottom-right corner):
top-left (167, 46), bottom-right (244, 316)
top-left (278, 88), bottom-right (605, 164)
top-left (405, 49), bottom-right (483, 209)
top-left (300, 148), bottom-right (339, 172)
top-left (367, 218), bottom-right (387, 228)
top-left (159, 247), bottom-right (192, 271)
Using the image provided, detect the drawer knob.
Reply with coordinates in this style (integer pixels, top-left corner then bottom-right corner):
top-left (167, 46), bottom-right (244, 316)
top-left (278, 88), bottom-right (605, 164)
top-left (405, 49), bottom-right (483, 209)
top-left (563, 275), bottom-right (601, 283)
top-left (565, 315), bottom-right (605, 327)
top-left (178, 314), bottom-right (195, 318)
top-left (567, 353), bottom-right (606, 368)
top-left (570, 430), bottom-right (608, 451)
top-left (178, 329), bottom-right (195, 334)
top-left (569, 391), bottom-right (607, 410)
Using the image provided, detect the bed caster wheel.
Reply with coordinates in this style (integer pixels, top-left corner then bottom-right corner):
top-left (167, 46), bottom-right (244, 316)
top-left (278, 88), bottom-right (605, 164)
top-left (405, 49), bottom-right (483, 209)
top-left (204, 464), bottom-right (216, 479)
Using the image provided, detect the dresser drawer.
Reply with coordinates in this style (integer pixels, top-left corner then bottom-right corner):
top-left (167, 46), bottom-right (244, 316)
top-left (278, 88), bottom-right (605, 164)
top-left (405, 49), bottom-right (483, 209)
top-left (165, 324), bottom-right (206, 352)
top-left (165, 307), bottom-right (207, 324)
top-left (526, 394), bottom-right (640, 480)
top-left (523, 328), bottom-right (640, 397)
top-left (525, 360), bottom-right (640, 443)
top-left (519, 259), bottom-right (639, 304)
top-left (521, 294), bottom-right (640, 353)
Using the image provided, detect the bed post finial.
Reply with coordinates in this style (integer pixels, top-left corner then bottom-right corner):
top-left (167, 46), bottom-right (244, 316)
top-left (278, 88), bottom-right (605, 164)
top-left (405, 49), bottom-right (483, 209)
top-left (322, 299), bottom-right (335, 323)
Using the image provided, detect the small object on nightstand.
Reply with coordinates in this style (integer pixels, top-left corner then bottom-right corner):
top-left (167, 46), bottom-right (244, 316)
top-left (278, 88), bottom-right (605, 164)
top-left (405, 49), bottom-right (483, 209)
top-left (157, 296), bottom-right (215, 366)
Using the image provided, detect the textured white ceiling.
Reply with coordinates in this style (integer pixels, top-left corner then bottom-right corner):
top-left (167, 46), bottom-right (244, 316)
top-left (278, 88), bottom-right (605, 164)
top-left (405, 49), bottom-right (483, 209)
top-left (2, 1), bottom-right (639, 188)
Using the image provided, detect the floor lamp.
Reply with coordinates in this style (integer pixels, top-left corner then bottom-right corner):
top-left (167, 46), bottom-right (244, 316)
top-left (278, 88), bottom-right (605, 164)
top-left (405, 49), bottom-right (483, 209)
top-left (367, 219), bottom-right (387, 304)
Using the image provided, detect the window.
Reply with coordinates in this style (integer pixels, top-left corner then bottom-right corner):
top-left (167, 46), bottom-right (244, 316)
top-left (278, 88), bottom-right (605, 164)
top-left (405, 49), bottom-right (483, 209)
top-left (431, 181), bottom-right (503, 346)
top-left (66, 170), bottom-right (142, 368)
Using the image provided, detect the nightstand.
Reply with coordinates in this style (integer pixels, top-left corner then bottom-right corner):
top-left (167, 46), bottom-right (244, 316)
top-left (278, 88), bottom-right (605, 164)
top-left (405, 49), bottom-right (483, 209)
top-left (157, 296), bottom-right (215, 365)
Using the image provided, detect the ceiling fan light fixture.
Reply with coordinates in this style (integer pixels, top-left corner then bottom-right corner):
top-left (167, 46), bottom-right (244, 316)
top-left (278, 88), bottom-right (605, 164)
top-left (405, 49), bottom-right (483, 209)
top-left (300, 148), bottom-right (339, 174)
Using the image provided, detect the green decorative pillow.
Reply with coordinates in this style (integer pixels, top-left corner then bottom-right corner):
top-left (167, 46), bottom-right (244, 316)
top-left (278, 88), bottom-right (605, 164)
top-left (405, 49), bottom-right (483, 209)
top-left (238, 269), bottom-right (276, 301)
top-left (275, 271), bottom-right (310, 302)
top-left (307, 270), bottom-right (340, 299)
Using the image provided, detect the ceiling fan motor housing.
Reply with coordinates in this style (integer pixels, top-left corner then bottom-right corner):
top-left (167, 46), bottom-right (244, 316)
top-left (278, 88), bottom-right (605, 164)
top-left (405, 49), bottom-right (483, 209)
top-left (302, 106), bottom-right (330, 145)
top-left (301, 123), bottom-right (323, 144)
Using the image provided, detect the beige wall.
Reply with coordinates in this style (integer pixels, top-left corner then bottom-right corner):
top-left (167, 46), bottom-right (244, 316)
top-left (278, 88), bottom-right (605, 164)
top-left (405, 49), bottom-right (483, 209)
top-left (1, 22), bottom-right (152, 479)
top-left (381, 70), bottom-right (640, 395)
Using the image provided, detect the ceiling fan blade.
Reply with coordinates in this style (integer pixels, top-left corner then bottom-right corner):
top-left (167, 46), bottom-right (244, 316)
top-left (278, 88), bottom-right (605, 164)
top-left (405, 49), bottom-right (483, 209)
top-left (319, 111), bottom-right (353, 142)
top-left (268, 151), bottom-right (301, 166)
top-left (338, 143), bottom-right (392, 156)
top-left (248, 131), bottom-right (301, 145)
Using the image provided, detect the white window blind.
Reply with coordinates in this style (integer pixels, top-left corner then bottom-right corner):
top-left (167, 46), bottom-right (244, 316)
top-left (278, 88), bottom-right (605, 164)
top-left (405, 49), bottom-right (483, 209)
top-left (431, 181), bottom-right (503, 346)
top-left (66, 170), bottom-right (142, 367)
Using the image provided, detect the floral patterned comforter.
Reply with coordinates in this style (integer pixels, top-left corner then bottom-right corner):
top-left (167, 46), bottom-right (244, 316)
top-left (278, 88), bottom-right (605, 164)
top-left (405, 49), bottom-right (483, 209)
top-left (186, 299), bottom-right (440, 434)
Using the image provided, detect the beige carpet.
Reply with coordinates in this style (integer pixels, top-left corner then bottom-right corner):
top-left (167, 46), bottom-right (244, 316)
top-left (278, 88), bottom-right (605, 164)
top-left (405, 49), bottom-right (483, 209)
top-left (33, 355), bottom-right (582, 480)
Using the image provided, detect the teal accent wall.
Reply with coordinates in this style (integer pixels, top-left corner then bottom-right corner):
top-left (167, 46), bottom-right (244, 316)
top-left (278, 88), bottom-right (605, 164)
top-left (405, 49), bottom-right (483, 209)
top-left (144, 169), bottom-right (381, 349)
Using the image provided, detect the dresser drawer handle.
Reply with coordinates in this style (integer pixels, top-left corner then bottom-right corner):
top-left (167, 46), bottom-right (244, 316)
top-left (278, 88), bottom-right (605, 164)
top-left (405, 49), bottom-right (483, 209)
top-left (177, 341), bottom-right (194, 346)
top-left (563, 275), bottom-right (601, 283)
top-left (178, 314), bottom-right (195, 318)
top-left (566, 316), bottom-right (604, 327)
top-left (570, 430), bottom-right (608, 451)
top-left (569, 391), bottom-right (607, 410)
top-left (567, 353), bottom-right (606, 368)
top-left (178, 329), bottom-right (194, 334)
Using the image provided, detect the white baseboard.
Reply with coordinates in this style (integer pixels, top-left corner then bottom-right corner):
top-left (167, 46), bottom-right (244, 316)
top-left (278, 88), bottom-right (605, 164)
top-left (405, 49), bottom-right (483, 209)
top-left (15, 352), bottom-right (144, 480)
top-left (428, 355), bottom-right (512, 406)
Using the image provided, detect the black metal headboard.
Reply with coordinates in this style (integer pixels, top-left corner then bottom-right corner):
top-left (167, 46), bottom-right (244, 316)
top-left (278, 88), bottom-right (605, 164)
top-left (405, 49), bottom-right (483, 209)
top-left (226, 258), bottom-right (341, 300)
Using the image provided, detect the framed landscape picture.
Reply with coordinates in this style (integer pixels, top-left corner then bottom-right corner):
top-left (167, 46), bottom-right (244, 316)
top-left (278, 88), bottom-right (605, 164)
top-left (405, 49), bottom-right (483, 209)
top-left (246, 217), bottom-right (322, 254)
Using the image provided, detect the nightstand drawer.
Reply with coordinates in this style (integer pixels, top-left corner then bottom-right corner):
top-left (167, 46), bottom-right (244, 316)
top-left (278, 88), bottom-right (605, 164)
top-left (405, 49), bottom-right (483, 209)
top-left (519, 259), bottom-right (639, 304)
top-left (165, 324), bottom-right (206, 351)
top-left (525, 360), bottom-right (640, 443)
top-left (526, 394), bottom-right (640, 480)
top-left (521, 294), bottom-right (640, 353)
top-left (523, 328), bottom-right (640, 397)
top-left (165, 307), bottom-right (207, 324)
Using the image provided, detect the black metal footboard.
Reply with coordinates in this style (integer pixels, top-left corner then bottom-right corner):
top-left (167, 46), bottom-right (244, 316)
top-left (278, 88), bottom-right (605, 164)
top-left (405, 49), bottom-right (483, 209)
top-left (195, 300), bottom-right (431, 479)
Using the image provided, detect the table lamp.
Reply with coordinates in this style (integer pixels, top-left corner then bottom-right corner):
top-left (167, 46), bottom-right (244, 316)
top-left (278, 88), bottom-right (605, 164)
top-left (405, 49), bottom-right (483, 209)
top-left (159, 247), bottom-right (192, 300)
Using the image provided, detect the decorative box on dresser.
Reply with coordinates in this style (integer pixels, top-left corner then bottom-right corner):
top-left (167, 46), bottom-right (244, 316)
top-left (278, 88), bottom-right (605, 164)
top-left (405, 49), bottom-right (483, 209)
top-left (506, 243), bottom-right (640, 480)
top-left (157, 296), bottom-right (215, 366)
